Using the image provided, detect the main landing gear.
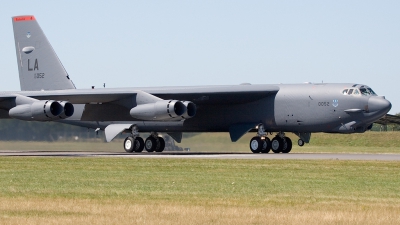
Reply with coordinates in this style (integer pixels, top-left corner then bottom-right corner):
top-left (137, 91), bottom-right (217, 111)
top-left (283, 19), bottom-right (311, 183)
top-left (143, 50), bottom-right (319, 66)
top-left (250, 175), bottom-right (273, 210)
top-left (123, 126), bottom-right (165, 153)
top-left (144, 132), bottom-right (165, 152)
top-left (249, 126), bottom-right (295, 154)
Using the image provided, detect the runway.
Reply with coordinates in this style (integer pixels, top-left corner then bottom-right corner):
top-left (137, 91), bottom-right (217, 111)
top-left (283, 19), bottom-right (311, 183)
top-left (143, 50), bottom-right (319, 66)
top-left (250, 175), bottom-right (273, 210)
top-left (0, 150), bottom-right (400, 160)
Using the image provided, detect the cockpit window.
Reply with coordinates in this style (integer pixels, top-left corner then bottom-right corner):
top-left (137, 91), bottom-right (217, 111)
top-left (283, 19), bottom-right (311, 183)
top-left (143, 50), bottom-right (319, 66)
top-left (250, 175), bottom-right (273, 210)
top-left (343, 86), bottom-right (377, 96)
top-left (348, 89), bottom-right (353, 95)
top-left (367, 88), bottom-right (377, 95)
top-left (360, 88), bottom-right (368, 95)
top-left (360, 88), bottom-right (377, 96)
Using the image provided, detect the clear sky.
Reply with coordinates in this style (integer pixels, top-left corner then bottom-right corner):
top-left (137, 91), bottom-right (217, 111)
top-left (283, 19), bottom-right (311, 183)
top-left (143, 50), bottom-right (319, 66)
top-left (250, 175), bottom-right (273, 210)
top-left (1, 1), bottom-right (399, 113)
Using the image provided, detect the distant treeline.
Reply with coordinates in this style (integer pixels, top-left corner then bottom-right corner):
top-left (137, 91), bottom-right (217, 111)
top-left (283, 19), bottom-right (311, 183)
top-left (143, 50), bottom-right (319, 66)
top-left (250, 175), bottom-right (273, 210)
top-left (0, 118), bottom-right (397, 142)
top-left (0, 119), bottom-right (100, 141)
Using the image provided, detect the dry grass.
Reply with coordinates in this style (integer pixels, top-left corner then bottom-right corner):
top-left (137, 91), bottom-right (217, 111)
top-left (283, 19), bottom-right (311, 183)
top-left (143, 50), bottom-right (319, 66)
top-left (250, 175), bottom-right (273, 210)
top-left (1, 198), bottom-right (399, 225)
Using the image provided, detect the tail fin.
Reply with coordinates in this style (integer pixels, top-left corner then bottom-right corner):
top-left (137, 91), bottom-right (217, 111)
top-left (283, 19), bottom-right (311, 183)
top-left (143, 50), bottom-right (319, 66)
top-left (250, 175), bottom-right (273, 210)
top-left (12, 15), bottom-right (76, 91)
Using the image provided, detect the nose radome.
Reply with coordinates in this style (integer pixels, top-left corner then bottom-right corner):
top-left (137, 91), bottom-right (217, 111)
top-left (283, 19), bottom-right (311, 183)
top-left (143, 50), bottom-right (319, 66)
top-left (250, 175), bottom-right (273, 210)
top-left (368, 96), bottom-right (392, 113)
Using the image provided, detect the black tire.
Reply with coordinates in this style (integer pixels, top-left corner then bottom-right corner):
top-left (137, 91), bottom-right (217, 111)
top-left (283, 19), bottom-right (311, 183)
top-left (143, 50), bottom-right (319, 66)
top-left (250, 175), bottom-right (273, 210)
top-left (124, 137), bottom-right (134, 153)
top-left (249, 137), bottom-right (262, 153)
top-left (261, 137), bottom-right (271, 153)
top-left (134, 137), bottom-right (145, 152)
top-left (271, 137), bottom-right (283, 153)
top-left (282, 137), bottom-right (292, 153)
top-left (145, 136), bottom-right (157, 152)
top-left (298, 139), bottom-right (305, 147)
top-left (155, 137), bottom-right (165, 152)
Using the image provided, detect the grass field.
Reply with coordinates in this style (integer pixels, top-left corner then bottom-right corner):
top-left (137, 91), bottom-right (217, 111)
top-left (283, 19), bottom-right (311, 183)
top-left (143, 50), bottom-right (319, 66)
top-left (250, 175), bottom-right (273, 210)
top-left (0, 157), bottom-right (399, 224)
top-left (0, 131), bottom-right (399, 153)
top-left (0, 132), bottom-right (399, 223)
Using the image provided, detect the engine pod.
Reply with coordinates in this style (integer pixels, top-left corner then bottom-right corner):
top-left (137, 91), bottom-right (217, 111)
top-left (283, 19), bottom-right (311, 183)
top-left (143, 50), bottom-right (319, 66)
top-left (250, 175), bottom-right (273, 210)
top-left (130, 100), bottom-right (186, 120)
top-left (9, 100), bottom-right (64, 121)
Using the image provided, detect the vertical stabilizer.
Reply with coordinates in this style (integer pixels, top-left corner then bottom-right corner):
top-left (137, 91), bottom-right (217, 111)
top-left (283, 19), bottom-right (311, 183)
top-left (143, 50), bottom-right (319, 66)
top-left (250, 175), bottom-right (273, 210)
top-left (12, 15), bottom-right (76, 91)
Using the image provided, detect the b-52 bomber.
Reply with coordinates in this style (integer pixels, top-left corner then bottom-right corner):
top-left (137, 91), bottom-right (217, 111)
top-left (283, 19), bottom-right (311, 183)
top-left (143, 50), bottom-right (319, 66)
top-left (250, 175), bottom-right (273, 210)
top-left (1, 15), bottom-right (391, 153)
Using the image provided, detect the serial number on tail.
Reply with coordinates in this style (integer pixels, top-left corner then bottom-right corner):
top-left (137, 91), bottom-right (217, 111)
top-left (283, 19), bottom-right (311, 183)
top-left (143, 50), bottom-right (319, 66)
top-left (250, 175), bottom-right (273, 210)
top-left (34, 73), bottom-right (45, 79)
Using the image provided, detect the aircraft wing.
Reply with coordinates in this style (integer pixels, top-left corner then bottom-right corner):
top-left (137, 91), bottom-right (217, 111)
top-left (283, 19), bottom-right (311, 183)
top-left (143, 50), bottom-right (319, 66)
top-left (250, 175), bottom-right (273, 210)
top-left (0, 85), bottom-right (279, 120)
top-left (0, 84), bottom-right (279, 106)
top-left (146, 85), bottom-right (280, 105)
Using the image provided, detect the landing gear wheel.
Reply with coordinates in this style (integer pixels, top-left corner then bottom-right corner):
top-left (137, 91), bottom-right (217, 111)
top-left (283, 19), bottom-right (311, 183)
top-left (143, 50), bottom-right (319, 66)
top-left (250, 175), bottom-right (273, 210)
top-left (155, 137), bottom-right (165, 152)
top-left (282, 137), bottom-right (292, 153)
top-left (271, 137), bottom-right (283, 153)
top-left (261, 137), bottom-right (271, 153)
top-left (250, 137), bottom-right (263, 153)
top-left (145, 136), bottom-right (157, 152)
top-left (133, 137), bottom-right (145, 152)
top-left (124, 137), bottom-right (134, 153)
top-left (298, 139), bottom-right (305, 147)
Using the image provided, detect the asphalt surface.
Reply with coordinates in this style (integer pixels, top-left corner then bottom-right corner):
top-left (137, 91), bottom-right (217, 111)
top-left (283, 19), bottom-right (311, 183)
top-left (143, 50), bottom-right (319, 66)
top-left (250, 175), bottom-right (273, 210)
top-left (0, 150), bottom-right (399, 160)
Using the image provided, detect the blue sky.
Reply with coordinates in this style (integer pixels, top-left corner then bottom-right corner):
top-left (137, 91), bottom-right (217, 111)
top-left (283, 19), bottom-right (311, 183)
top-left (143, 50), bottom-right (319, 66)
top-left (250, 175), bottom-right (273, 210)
top-left (1, 1), bottom-right (399, 113)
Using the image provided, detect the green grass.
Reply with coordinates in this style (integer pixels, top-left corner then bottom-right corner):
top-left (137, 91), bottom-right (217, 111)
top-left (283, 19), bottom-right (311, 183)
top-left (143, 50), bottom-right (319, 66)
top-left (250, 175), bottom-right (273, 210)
top-left (0, 132), bottom-right (399, 224)
top-left (1, 157), bottom-right (399, 204)
top-left (0, 158), bottom-right (399, 224)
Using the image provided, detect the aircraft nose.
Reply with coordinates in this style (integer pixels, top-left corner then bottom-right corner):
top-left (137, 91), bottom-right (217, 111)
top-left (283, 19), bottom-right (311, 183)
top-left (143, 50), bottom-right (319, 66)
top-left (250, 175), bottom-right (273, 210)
top-left (368, 96), bottom-right (391, 114)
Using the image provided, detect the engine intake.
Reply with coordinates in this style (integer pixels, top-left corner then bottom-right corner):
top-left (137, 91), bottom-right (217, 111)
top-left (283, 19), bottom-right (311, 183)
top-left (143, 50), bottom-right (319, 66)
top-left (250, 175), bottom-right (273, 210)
top-left (130, 100), bottom-right (186, 120)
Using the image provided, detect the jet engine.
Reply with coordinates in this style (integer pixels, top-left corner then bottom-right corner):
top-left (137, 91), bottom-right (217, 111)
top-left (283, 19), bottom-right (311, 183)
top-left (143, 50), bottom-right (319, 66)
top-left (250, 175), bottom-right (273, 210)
top-left (130, 100), bottom-right (190, 120)
top-left (9, 100), bottom-right (74, 121)
top-left (57, 101), bottom-right (74, 119)
top-left (181, 101), bottom-right (196, 119)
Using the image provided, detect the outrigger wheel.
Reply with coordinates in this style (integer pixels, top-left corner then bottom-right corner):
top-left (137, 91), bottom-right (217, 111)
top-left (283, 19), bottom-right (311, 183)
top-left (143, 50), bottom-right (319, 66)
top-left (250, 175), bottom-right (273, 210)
top-left (298, 139), bottom-right (305, 146)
